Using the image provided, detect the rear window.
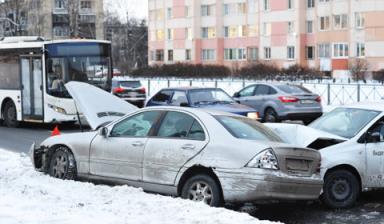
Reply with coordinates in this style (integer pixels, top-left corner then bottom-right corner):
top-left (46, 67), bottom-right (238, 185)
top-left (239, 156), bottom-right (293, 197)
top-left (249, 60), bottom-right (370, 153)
top-left (119, 81), bottom-right (141, 88)
top-left (215, 116), bottom-right (283, 142)
top-left (277, 85), bottom-right (311, 94)
top-left (152, 90), bottom-right (173, 103)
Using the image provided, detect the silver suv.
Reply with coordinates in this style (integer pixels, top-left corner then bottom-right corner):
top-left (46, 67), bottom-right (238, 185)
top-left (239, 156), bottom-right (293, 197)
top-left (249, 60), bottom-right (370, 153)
top-left (234, 83), bottom-right (323, 124)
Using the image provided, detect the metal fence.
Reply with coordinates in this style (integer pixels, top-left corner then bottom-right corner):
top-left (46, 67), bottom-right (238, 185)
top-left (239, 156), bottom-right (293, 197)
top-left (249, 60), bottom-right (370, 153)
top-left (141, 79), bottom-right (384, 106)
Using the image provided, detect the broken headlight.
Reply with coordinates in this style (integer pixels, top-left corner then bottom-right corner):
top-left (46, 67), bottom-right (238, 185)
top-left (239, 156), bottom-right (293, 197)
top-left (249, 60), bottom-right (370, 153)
top-left (246, 148), bottom-right (279, 170)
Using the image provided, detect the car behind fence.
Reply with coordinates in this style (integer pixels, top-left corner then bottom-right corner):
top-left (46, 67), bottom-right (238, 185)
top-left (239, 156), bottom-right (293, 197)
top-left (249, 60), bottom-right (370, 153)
top-left (139, 79), bottom-right (384, 106)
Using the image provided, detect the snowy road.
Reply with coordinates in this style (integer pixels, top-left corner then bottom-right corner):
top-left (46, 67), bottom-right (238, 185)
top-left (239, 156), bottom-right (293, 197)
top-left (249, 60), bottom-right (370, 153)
top-left (2, 124), bottom-right (384, 224)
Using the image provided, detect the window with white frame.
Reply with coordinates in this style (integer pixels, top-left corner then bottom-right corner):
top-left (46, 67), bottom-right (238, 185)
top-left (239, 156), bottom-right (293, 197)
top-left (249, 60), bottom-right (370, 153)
top-left (287, 46), bottom-right (295, 59)
top-left (264, 47), bottom-right (271, 59)
top-left (248, 48), bottom-right (258, 61)
top-left (356, 43), bottom-right (365, 57)
top-left (355, 12), bottom-right (365, 29)
top-left (167, 8), bottom-right (172, 19)
top-left (319, 0), bottom-right (330, 2)
top-left (201, 5), bottom-right (212, 16)
top-left (185, 6), bottom-right (191, 17)
top-left (249, 0), bottom-right (257, 13)
top-left (307, 21), bottom-right (313, 33)
top-left (263, 23), bottom-right (271, 36)
top-left (334, 14), bottom-right (348, 29)
top-left (201, 27), bottom-right (216, 38)
top-left (167, 29), bottom-right (173, 40)
top-left (319, 16), bottom-right (330, 31)
top-left (288, 0), bottom-right (293, 9)
top-left (156, 50), bottom-right (164, 61)
top-left (307, 0), bottom-right (315, 8)
top-left (318, 43), bottom-right (331, 58)
top-left (306, 46), bottom-right (315, 60)
top-left (185, 28), bottom-right (192, 40)
top-left (201, 49), bottom-right (216, 61)
top-left (186, 49), bottom-right (192, 60)
top-left (264, 0), bottom-right (270, 11)
top-left (248, 25), bottom-right (258, 37)
top-left (168, 50), bottom-right (173, 61)
top-left (333, 43), bottom-right (349, 58)
top-left (288, 21), bottom-right (295, 34)
top-left (224, 48), bottom-right (247, 60)
top-left (55, 0), bottom-right (65, 9)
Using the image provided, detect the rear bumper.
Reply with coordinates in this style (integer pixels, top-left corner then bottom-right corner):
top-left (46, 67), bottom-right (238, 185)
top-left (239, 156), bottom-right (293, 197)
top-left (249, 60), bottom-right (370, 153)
top-left (279, 112), bottom-right (323, 121)
top-left (216, 169), bottom-right (323, 203)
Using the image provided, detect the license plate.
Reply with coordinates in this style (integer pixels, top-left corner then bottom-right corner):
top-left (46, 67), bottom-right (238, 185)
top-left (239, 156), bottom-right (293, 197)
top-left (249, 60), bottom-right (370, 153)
top-left (286, 159), bottom-right (310, 171)
top-left (300, 100), bottom-right (314, 104)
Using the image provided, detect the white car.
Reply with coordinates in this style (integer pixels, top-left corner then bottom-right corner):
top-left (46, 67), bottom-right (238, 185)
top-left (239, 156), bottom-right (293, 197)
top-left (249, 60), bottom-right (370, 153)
top-left (30, 82), bottom-right (322, 207)
top-left (266, 103), bottom-right (384, 208)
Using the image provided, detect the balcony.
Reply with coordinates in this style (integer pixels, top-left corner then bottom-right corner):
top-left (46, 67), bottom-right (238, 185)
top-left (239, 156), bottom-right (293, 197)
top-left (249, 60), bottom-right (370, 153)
top-left (53, 8), bottom-right (68, 15)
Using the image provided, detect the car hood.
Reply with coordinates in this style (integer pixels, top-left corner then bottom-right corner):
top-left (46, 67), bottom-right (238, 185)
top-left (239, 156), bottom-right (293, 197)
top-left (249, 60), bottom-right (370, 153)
top-left (65, 81), bottom-right (138, 130)
top-left (264, 123), bottom-right (347, 150)
top-left (194, 103), bottom-right (256, 114)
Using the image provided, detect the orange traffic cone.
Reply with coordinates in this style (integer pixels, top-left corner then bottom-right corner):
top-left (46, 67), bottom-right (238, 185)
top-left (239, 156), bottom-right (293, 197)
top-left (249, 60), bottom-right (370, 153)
top-left (51, 125), bottom-right (61, 136)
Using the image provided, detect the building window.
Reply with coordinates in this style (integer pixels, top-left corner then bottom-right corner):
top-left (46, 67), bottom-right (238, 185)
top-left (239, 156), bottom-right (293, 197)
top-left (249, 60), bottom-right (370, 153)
top-left (288, 0), bottom-right (293, 9)
top-left (318, 43), bottom-right (331, 58)
top-left (264, 47), bottom-right (271, 59)
top-left (156, 30), bottom-right (164, 41)
top-left (287, 46), bottom-right (295, 59)
top-left (249, 0), bottom-right (257, 13)
top-left (80, 1), bottom-right (92, 9)
top-left (224, 48), bottom-right (247, 60)
top-left (186, 49), bottom-right (191, 60)
top-left (185, 28), bottom-right (192, 40)
top-left (55, 0), bottom-right (65, 9)
top-left (201, 49), bottom-right (215, 61)
top-left (356, 43), bottom-right (365, 57)
top-left (150, 50), bottom-right (155, 61)
top-left (248, 48), bottom-right (258, 61)
top-left (288, 21), bottom-right (295, 34)
top-left (307, 0), bottom-right (315, 8)
top-left (167, 8), bottom-right (172, 19)
top-left (307, 21), bottom-right (313, 33)
top-left (201, 5), bottom-right (212, 16)
top-left (185, 6), bottom-right (191, 17)
top-left (263, 23), bottom-right (271, 36)
top-left (156, 50), bottom-right (164, 61)
top-left (248, 25), bottom-right (258, 37)
top-left (168, 50), bottom-right (173, 61)
top-left (167, 29), bottom-right (173, 40)
top-left (355, 12), bottom-right (365, 29)
top-left (264, 0), bottom-right (270, 11)
top-left (201, 27), bottom-right (216, 38)
top-left (333, 43), bottom-right (349, 58)
top-left (334, 14), bottom-right (348, 29)
top-left (306, 46), bottom-right (315, 60)
top-left (319, 16), bottom-right (330, 31)
top-left (319, 0), bottom-right (330, 2)
top-left (53, 26), bottom-right (69, 36)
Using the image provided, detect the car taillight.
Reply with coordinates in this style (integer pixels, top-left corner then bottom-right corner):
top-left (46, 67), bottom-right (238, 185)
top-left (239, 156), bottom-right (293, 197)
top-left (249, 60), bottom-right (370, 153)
top-left (113, 87), bottom-right (124, 94)
top-left (315, 96), bottom-right (322, 103)
top-left (278, 96), bottom-right (299, 103)
top-left (316, 157), bottom-right (322, 173)
top-left (139, 87), bottom-right (146, 94)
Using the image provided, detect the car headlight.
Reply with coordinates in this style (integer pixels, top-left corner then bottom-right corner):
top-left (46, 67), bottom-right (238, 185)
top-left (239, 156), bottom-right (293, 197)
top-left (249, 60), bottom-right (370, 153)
top-left (48, 104), bottom-right (67, 114)
top-left (246, 148), bottom-right (279, 170)
top-left (247, 112), bottom-right (259, 120)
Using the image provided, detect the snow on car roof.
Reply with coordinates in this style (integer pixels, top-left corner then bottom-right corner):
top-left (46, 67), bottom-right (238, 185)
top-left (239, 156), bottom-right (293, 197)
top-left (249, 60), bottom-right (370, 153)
top-left (338, 102), bottom-right (384, 112)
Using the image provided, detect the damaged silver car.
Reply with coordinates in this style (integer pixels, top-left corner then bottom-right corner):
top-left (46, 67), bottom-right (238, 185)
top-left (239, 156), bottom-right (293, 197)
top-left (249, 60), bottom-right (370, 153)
top-left (30, 81), bottom-right (323, 206)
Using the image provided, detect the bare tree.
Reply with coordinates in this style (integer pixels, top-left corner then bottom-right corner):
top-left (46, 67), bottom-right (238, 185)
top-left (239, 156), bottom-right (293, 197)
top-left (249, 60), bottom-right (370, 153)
top-left (349, 58), bottom-right (369, 81)
top-left (66, 0), bottom-right (80, 37)
top-left (0, 0), bottom-right (24, 36)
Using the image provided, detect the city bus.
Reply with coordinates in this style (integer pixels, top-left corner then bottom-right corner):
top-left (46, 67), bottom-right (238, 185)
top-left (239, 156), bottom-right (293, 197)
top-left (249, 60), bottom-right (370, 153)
top-left (0, 36), bottom-right (112, 127)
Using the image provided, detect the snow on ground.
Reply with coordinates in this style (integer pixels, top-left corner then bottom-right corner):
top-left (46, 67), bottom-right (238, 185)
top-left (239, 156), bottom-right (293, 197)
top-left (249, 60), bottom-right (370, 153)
top-left (0, 149), bottom-right (278, 224)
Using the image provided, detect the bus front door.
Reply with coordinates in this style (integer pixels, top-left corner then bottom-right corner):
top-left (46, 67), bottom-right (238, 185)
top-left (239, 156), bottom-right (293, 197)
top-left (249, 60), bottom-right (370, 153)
top-left (20, 56), bottom-right (43, 121)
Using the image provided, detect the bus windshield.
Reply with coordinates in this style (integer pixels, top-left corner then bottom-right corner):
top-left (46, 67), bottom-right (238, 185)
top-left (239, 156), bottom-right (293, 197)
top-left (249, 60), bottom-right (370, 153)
top-left (45, 42), bottom-right (111, 98)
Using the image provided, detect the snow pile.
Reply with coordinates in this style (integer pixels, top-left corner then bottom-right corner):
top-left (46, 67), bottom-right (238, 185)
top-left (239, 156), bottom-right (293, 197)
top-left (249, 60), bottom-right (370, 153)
top-left (0, 149), bottom-right (278, 224)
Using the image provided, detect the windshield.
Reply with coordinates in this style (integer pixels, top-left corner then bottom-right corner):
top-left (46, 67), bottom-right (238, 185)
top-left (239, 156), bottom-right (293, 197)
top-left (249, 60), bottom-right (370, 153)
top-left (45, 42), bottom-right (111, 98)
top-left (216, 115), bottom-right (283, 142)
top-left (118, 81), bottom-right (141, 88)
top-left (309, 107), bottom-right (380, 138)
top-left (189, 89), bottom-right (235, 105)
top-left (277, 85), bottom-right (311, 94)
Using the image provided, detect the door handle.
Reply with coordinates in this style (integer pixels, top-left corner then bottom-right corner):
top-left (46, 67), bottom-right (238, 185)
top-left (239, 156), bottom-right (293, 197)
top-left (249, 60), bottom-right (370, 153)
top-left (181, 144), bottom-right (196, 150)
top-left (132, 141), bottom-right (144, 147)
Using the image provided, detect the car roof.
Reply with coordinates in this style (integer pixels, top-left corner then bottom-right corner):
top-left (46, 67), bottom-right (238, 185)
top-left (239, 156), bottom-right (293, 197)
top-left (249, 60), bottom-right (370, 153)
top-left (141, 106), bottom-right (238, 117)
top-left (339, 102), bottom-right (384, 112)
top-left (160, 87), bottom-right (222, 91)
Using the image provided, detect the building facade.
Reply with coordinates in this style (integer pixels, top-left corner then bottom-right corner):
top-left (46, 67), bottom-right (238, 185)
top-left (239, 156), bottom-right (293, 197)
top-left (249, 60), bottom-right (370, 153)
top-left (148, 0), bottom-right (384, 77)
top-left (0, 0), bottom-right (104, 40)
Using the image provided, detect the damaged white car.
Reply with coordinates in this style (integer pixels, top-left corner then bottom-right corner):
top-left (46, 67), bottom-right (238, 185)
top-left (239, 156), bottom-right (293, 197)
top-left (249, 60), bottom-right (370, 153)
top-left (30, 82), bottom-right (322, 207)
top-left (266, 104), bottom-right (384, 209)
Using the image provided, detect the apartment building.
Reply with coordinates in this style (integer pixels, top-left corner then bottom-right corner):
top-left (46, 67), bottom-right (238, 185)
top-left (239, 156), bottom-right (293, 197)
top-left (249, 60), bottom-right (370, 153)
top-left (0, 0), bottom-right (104, 40)
top-left (148, 0), bottom-right (384, 77)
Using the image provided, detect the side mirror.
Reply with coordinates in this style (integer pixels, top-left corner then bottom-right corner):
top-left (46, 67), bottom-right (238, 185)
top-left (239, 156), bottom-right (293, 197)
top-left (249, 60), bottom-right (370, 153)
top-left (180, 102), bottom-right (189, 107)
top-left (233, 92), bottom-right (240, 98)
top-left (99, 127), bottom-right (109, 138)
top-left (367, 132), bottom-right (381, 143)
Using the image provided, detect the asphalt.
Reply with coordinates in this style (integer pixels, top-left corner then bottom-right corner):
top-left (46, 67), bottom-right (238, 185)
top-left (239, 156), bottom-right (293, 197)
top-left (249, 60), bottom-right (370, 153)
top-left (1, 123), bottom-right (384, 224)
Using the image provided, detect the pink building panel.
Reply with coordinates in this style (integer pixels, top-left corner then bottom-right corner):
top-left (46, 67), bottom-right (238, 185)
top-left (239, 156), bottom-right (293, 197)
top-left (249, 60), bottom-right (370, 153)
top-left (194, 40), bottom-right (202, 63)
top-left (224, 37), bottom-right (259, 48)
top-left (173, 28), bottom-right (186, 40)
top-left (303, 34), bottom-right (316, 45)
top-left (271, 22), bottom-right (288, 35)
top-left (201, 39), bottom-right (218, 49)
top-left (173, 40), bottom-right (185, 49)
top-left (172, 0), bottom-right (184, 7)
top-left (149, 41), bottom-right (165, 50)
top-left (271, 0), bottom-right (287, 11)
top-left (173, 0), bottom-right (185, 18)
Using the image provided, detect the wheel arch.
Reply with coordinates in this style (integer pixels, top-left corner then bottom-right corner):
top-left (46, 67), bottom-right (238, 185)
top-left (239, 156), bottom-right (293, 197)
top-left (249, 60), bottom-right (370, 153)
top-left (45, 144), bottom-right (77, 172)
top-left (1, 97), bottom-right (15, 119)
top-left (325, 164), bottom-right (363, 192)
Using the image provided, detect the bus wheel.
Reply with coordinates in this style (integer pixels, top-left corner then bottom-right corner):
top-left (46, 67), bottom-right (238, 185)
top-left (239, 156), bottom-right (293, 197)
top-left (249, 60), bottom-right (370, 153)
top-left (3, 101), bottom-right (19, 128)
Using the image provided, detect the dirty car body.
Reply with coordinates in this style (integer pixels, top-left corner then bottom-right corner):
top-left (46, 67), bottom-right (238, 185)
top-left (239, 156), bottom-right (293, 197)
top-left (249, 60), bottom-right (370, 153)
top-left (31, 82), bottom-right (322, 206)
top-left (266, 103), bottom-right (384, 208)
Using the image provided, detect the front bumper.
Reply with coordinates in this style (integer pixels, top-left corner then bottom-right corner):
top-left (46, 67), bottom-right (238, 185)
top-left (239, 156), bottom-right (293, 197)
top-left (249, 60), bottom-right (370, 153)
top-left (29, 143), bottom-right (49, 172)
top-left (216, 168), bottom-right (323, 203)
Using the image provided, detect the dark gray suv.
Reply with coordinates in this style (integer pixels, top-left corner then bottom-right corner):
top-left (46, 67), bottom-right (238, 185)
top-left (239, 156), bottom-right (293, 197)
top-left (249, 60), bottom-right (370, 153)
top-left (234, 83), bottom-right (322, 124)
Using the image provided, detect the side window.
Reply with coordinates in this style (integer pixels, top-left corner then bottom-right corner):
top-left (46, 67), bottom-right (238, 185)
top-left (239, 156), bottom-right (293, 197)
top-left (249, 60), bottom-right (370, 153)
top-left (170, 91), bottom-right (188, 106)
top-left (254, 85), bottom-right (270, 96)
top-left (239, 86), bottom-right (256, 97)
top-left (152, 90), bottom-right (173, 103)
top-left (367, 120), bottom-right (384, 143)
top-left (269, 87), bottom-right (277, 94)
top-left (157, 112), bottom-right (206, 140)
top-left (110, 111), bottom-right (161, 137)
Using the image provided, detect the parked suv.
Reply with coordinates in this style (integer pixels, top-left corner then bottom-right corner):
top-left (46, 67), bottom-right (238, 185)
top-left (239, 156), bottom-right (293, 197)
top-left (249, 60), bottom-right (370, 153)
top-left (146, 87), bottom-right (259, 119)
top-left (234, 83), bottom-right (322, 124)
top-left (111, 78), bottom-right (146, 107)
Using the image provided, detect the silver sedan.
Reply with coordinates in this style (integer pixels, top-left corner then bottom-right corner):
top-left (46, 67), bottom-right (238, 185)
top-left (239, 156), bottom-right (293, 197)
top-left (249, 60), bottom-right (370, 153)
top-left (31, 82), bottom-right (323, 206)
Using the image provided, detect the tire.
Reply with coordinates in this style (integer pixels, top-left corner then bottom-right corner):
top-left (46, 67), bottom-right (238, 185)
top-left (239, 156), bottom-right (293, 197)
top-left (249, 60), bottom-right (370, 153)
top-left (3, 101), bottom-right (19, 128)
top-left (181, 174), bottom-right (222, 207)
top-left (322, 169), bottom-right (360, 209)
top-left (48, 147), bottom-right (77, 180)
top-left (264, 108), bottom-right (279, 123)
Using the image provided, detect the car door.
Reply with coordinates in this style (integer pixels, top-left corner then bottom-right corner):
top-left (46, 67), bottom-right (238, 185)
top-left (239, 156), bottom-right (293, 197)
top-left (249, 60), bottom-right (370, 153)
top-left (147, 90), bottom-right (173, 106)
top-left (89, 111), bottom-right (163, 181)
top-left (236, 85), bottom-right (256, 107)
top-left (249, 84), bottom-right (271, 114)
top-left (170, 91), bottom-right (189, 106)
top-left (364, 119), bottom-right (384, 188)
top-left (143, 111), bottom-right (208, 185)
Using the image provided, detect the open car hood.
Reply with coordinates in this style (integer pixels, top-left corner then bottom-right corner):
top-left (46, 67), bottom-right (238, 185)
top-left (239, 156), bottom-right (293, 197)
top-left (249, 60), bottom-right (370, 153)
top-left (264, 123), bottom-right (347, 150)
top-left (65, 81), bottom-right (138, 130)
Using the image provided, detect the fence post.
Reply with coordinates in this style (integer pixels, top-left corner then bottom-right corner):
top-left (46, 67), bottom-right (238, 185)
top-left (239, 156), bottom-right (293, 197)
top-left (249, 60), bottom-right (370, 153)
top-left (327, 83), bottom-right (331, 105)
top-left (242, 79), bottom-right (245, 88)
top-left (189, 80), bottom-right (192, 87)
top-left (167, 80), bottom-right (170, 88)
top-left (357, 84), bottom-right (361, 102)
top-left (147, 79), bottom-right (151, 96)
top-left (215, 80), bottom-right (218, 88)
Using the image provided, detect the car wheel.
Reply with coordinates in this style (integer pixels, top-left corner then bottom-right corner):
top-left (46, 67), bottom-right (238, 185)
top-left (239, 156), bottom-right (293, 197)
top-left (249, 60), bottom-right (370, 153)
top-left (48, 147), bottom-right (77, 180)
top-left (322, 169), bottom-right (360, 209)
top-left (264, 108), bottom-right (279, 123)
top-left (3, 101), bottom-right (19, 128)
top-left (181, 174), bottom-right (222, 207)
